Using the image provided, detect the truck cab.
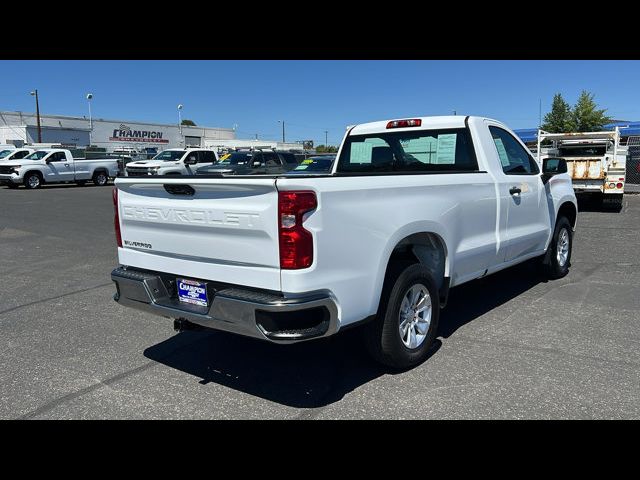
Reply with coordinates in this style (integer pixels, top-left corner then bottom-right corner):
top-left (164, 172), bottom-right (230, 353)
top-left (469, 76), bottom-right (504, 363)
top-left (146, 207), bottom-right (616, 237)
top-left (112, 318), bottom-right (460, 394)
top-left (125, 148), bottom-right (218, 177)
top-left (0, 148), bottom-right (35, 162)
top-left (196, 149), bottom-right (299, 176)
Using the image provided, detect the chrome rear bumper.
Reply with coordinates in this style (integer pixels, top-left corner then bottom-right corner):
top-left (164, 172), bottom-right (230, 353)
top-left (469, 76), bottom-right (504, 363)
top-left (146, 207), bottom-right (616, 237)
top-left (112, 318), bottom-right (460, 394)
top-left (111, 266), bottom-right (339, 343)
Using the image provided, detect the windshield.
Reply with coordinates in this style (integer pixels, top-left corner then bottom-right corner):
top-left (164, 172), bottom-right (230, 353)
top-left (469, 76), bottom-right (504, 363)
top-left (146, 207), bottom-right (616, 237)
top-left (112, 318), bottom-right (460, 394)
top-left (152, 150), bottom-right (185, 161)
top-left (294, 157), bottom-right (334, 171)
top-left (218, 152), bottom-right (253, 165)
top-left (0, 150), bottom-right (14, 159)
top-left (24, 151), bottom-right (50, 160)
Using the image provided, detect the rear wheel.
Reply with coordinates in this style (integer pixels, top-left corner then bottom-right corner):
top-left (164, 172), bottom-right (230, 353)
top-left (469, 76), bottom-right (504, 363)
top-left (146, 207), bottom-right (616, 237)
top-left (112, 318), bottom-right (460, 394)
top-left (24, 172), bottom-right (42, 189)
top-left (365, 262), bottom-right (440, 369)
top-left (93, 171), bottom-right (109, 186)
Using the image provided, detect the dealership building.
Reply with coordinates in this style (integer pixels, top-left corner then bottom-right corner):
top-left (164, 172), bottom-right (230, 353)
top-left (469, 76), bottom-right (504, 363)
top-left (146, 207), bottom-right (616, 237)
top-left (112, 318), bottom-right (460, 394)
top-left (0, 110), bottom-right (238, 151)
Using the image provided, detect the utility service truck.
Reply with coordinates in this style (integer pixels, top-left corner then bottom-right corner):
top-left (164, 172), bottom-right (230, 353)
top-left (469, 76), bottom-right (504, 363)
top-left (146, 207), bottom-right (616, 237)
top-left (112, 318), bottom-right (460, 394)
top-left (536, 128), bottom-right (626, 209)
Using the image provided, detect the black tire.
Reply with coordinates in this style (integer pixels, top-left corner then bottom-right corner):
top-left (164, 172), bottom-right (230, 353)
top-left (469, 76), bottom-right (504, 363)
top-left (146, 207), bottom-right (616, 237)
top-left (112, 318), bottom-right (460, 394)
top-left (542, 216), bottom-right (573, 279)
top-left (93, 171), bottom-right (109, 186)
top-left (23, 172), bottom-right (42, 189)
top-left (365, 262), bottom-right (440, 369)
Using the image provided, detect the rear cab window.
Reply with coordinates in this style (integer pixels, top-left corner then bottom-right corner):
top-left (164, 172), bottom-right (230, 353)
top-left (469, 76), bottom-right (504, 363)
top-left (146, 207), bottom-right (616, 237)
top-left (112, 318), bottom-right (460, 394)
top-left (337, 128), bottom-right (478, 173)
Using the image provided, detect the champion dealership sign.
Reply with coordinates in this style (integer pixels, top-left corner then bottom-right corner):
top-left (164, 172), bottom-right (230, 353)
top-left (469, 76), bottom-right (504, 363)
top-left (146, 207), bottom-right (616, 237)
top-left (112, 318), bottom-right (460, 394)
top-left (109, 124), bottom-right (169, 143)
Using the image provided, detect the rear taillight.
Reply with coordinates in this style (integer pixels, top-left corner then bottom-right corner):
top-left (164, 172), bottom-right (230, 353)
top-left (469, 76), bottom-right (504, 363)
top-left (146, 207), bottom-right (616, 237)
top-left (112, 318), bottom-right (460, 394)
top-left (386, 119), bottom-right (422, 129)
top-left (617, 182), bottom-right (623, 189)
top-left (113, 187), bottom-right (122, 247)
top-left (278, 190), bottom-right (317, 269)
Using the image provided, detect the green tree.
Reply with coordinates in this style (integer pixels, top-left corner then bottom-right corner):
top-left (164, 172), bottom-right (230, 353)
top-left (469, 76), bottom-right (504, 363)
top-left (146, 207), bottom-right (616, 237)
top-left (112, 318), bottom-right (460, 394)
top-left (180, 119), bottom-right (196, 126)
top-left (571, 90), bottom-right (611, 132)
top-left (542, 93), bottom-right (573, 132)
top-left (316, 145), bottom-right (337, 153)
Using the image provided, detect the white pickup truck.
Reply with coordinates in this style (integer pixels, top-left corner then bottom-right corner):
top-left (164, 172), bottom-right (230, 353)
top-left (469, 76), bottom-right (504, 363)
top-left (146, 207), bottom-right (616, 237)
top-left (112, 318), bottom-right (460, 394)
top-left (0, 149), bottom-right (119, 189)
top-left (111, 116), bottom-right (577, 368)
top-left (125, 148), bottom-right (218, 177)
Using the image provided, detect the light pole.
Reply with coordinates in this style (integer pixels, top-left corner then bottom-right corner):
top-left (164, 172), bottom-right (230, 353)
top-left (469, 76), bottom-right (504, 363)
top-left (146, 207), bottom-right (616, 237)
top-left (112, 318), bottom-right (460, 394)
top-left (86, 93), bottom-right (93, 147)
top-left (325, 130), bottom-right (328, 147)
top-left (30, 90), bottom-right (42, 143)
top-left (177, 104), bottom-right (184, 146)
top-left (278, 120), bottom-right (285, 143)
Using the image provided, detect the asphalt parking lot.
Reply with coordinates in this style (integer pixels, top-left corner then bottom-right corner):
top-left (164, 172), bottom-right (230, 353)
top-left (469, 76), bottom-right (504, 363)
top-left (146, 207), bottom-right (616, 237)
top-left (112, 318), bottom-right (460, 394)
top-left (1, 183), bottom-right (639, 419)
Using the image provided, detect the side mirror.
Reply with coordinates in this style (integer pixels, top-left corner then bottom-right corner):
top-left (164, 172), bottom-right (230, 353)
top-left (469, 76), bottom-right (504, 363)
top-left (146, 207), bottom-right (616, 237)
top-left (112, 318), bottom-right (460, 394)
top-left (184, 155), bottom-right (197, 165)
top-left (541, 157), bottom-right (567, 183)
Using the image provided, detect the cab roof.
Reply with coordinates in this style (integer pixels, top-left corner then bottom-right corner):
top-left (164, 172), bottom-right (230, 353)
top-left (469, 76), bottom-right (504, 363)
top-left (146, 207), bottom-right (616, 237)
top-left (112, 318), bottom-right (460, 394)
top-left (349, 115), bottom-right (504, 135)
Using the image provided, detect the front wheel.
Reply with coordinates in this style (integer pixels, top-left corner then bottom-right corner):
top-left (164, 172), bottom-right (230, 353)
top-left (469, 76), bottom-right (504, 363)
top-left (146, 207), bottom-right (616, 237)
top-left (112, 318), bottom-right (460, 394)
top-left (23, 172), bottom-right (42, 189)
top-left (542, 216), bottom-right (573, 279)
top-left (93, 171), bottom-right (109, 186)
top-left (365, 263), bottom-right (440, 369)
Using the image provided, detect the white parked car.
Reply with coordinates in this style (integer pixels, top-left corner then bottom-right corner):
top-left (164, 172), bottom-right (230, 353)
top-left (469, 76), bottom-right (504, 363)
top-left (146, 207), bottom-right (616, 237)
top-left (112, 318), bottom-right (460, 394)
top-left (111, 116), bottom-right (577, 368)
top-left (0, 149), bottom-right (119, 189)
top-left (125, 148), bottom-right (218, 177)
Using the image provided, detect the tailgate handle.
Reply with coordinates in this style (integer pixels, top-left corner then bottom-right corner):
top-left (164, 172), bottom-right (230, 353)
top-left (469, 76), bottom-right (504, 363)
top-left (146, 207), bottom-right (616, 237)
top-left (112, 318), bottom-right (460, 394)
top-left (164, 184), bottom-right (195, 196)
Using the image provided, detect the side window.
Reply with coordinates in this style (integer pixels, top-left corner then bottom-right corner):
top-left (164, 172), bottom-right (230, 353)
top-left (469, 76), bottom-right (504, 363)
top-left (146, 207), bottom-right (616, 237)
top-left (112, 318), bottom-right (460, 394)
top-left (263, 153), bottom-right (279, 167)
top-left (489, 126), bottom-right (539, 175)
top-left (251, 153), bottom-right (264, 167)
top-left (13, 150), bottom-right (28, 159)
top-left (49, 152), bottom-right (65, 162)
top-left (281, 153), bottom-right (297, 165)
top-left (198, 151), bottom-right (215, 163)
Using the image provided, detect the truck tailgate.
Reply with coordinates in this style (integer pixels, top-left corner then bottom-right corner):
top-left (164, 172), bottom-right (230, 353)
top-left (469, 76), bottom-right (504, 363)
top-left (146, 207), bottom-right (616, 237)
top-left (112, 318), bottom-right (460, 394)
top-left (115, 177), bottom-right (281, 291)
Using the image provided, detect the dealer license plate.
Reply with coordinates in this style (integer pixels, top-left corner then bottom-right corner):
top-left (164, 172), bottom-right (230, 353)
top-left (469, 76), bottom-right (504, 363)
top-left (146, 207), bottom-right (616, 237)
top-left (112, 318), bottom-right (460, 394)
top-left (177, 278), bottom-right (208, 307)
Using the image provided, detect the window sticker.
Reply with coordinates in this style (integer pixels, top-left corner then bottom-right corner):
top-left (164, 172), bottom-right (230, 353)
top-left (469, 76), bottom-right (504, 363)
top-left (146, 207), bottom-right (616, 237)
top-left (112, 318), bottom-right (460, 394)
top-left (403, 137), bottom-right (437, 163)
top-left (494, 138), bottom-right (510, 167)
top-left (436, 134), bottom-right (457, 164)
top-left (350, 142), bottom-right (373, 163)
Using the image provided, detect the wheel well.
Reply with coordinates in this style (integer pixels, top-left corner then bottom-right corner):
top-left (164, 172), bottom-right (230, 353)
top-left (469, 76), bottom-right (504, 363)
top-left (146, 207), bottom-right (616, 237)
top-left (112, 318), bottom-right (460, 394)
top-left (93, 169), bottom-right (107, 176)
top-left (386, 232), bottom-right (447, 292)
top-left (558, 202), bottom-right (577, 229)
top-left (24, 170), bottom-right (43, 180)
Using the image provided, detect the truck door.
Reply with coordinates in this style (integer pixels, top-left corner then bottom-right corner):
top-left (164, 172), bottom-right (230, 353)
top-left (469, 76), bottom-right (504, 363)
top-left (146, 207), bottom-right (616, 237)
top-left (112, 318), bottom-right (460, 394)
top-left (488, 126), bottom-right (551, 262)
top-left (190, 150), bottom-right (216, 174)
top-left (44, 152), bottom-right (74, 182)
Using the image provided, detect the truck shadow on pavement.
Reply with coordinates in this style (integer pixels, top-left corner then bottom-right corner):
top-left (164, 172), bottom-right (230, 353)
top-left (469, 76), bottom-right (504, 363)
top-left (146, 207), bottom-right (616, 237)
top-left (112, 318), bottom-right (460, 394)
top-left (143, 260), bottom-right (545, 409)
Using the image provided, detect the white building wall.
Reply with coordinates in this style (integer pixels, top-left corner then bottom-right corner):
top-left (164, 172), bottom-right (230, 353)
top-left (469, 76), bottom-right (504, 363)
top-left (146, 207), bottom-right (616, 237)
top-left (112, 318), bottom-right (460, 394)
top-left (0, 111), bottom-right (235, 151)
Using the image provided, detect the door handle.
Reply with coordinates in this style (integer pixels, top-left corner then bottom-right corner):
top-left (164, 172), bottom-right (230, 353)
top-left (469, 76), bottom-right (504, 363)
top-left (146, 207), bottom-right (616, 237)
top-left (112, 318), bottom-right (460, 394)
top-left (64, 163), bottom-right (70, 167)
top-left (509, 186), bottom-right (521, 195)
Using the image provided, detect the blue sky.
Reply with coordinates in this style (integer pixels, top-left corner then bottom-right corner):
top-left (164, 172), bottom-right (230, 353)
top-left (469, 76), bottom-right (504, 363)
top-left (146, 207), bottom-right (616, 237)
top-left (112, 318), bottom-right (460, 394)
top-left (1, 60), bottom-right (638, 145)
